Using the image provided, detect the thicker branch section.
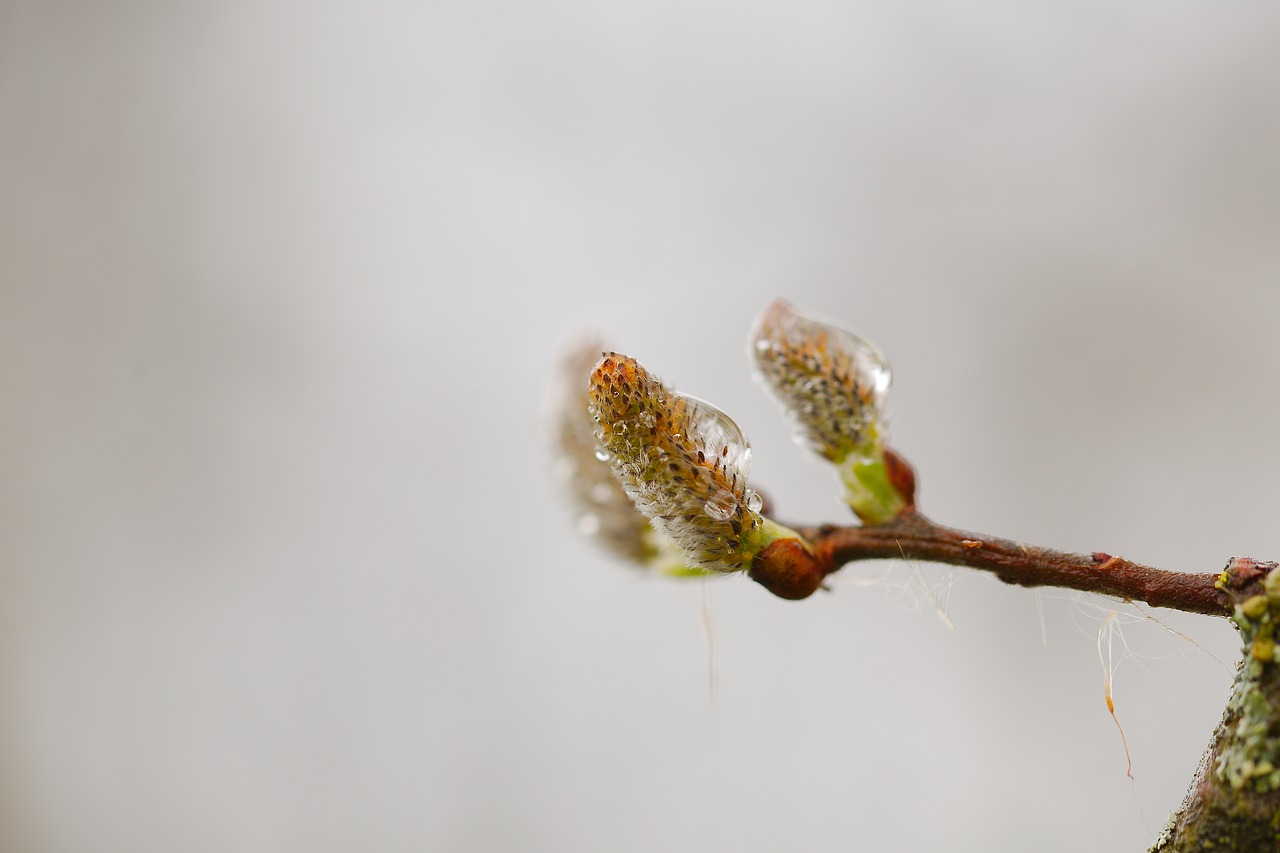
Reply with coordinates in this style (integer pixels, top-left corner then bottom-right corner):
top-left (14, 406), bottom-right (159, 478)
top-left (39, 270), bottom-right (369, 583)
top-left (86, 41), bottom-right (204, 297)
top-left (801, 512), bottom-right (1229, 617)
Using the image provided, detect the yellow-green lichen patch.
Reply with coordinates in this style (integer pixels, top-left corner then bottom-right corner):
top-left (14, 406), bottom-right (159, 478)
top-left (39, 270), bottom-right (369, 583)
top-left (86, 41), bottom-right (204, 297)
top-left (1243, 595), bottom-right (1270, 621)
top-left (1267, 568), bottom-right (1280, 604)
top-left (1147, 812), bottom-right (1176, 852)
top-left (1217, 567), bottom-right (1280, 794)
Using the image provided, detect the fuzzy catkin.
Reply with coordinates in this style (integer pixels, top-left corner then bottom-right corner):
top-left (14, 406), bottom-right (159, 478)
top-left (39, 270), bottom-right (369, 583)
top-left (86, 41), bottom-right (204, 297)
top-left (589, 353), bottom-right (764, 573)
top-left (750, 299), bottom-right (891, 462)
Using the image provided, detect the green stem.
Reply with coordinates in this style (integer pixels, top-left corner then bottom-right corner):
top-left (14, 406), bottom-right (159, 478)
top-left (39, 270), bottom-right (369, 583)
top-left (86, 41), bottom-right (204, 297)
top-left (838, 451), bottom-right (908, 525)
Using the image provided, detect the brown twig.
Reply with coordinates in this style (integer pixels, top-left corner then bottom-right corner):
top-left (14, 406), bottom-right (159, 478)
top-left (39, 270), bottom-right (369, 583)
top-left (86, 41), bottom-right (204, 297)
top-left (792, 511), bottom-right (1231, 616)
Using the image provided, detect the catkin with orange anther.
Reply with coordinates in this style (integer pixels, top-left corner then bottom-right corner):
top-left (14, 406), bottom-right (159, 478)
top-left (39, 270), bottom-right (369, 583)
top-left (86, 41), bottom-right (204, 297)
top-left (589, 352), bottom-right (818, 592)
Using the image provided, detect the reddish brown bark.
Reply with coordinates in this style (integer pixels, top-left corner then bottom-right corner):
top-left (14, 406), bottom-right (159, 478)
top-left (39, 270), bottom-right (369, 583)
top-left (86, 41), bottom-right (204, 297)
top-left (782, 512), bottom-right (1231, 616)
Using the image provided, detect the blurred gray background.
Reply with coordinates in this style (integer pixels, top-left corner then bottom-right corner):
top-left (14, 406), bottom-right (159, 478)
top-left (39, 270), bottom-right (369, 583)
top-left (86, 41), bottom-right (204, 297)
top-left (3, 1), bottom-right (1280, 851)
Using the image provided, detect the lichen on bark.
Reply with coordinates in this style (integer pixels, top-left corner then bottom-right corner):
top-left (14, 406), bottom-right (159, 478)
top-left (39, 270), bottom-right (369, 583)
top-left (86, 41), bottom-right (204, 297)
top-left (1152, 559), bottom-right (1280, 852)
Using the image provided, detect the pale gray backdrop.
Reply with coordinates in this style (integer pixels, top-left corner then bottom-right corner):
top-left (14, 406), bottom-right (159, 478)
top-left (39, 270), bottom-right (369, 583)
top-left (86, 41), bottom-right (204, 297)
top-left (3, 1), bottom-right (1280, 851)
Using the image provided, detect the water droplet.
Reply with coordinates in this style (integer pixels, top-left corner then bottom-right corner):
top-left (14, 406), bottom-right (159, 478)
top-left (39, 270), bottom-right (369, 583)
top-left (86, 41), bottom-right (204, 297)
top-left (638, 411), bottom-right (656, 428)
top-left (746, 491), bottom-right (763, 514)
top-left (754, 338), bottom-right (772, 352)
top-left (594, 448), bottom-right (611, 462)
top-left (703, 489), bottom-right (737, 521)
top-left (577, 514), bottom-right (601, 536)
top-left (683, 394), bottom-right (752, 480)
top-left (869, 363), bottom-right (891, 396)
top-left (838, 327), bottom-right (891, 401)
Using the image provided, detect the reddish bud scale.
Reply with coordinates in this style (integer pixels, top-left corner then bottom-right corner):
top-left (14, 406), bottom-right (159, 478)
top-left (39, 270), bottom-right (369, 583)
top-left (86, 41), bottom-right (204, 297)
top-left (882, 447), bottom-right (917, 510)
top-left (749, 538), bottom-right (827, 600)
